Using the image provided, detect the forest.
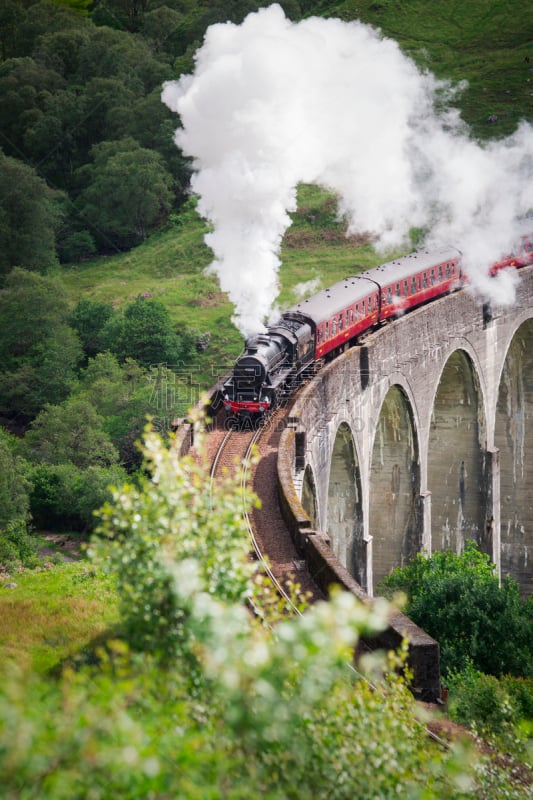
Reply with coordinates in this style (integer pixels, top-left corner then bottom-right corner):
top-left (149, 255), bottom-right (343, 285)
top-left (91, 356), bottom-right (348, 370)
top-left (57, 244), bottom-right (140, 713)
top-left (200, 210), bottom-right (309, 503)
top-left (1, 0), bottom-right (533, 795)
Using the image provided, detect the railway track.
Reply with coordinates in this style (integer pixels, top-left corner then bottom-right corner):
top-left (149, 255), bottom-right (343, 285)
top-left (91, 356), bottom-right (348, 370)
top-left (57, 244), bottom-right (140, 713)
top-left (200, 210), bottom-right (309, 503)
top-left (209, 406), bottom-right (325, 615)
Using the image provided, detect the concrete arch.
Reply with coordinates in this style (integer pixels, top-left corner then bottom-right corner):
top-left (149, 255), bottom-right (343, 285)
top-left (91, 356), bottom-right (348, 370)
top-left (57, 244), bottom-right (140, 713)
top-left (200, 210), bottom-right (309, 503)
top-left (495, 318), bottom-right (533, 596)
top-left (369, 384), bottom-right (421, 586)
top-left (427, 348), bottom-right (488, 555)
top-left (423, 337), bottom-right (489, 452)
top-left (326, 421), bottom-right (365, 587)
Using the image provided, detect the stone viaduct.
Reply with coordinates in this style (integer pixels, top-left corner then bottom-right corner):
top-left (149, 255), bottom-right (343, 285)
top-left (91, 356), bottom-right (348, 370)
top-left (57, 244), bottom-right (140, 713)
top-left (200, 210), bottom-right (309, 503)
top-left (279, 265), bottom-right (533, 600)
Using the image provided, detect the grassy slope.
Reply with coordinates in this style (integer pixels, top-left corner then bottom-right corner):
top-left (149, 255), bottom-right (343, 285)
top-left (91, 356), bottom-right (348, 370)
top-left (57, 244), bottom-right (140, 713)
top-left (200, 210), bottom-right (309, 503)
top-left (0, 562), bottom-right (119, 674)
top-left (4, 0), bottom-right (531, 665)
top-left (312, 0), bottom-right (533, 139)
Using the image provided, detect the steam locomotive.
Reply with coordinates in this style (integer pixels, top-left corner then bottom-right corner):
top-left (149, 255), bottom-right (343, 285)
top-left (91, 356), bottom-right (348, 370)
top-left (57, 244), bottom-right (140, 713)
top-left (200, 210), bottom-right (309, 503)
top-left (223, 230), bottom-right (533, 420)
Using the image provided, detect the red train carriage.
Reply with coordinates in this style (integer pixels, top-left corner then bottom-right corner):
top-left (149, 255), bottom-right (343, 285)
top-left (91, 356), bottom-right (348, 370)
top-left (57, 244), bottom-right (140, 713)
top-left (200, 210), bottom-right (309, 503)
top-left (223, 229), bottom-right (533, 420)
top-left (287, 246), bottom-right (462, 361)
top-left (489, 233), bottom-right (533, 275)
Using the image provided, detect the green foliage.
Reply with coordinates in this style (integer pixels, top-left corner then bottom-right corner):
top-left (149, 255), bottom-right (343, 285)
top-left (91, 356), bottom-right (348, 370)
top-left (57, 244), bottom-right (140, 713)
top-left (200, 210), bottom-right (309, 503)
top-left (0, 150), bottom-right (64, 275)
top-left (446, 665), bottom-right (533, 761)
top-left (76, 138), bottom-right (174, 249)
top-left (24, 396), bottom-right (119, 468)
top-left (58, 230), bottom-right (97, 263)
top-left (378, 542), bottom-right (533, 678)
top-left (29, 462), bottom-right (127, 532)
top-left (93, 423), bottom-right (260, 660)
top-left (77, 353), bottom-right (154, 469)
top-left (69, 297), bottom-right (114, 359)
top-left (0, 428), bottom-right (31, 528)
top-left (0, 268), bottom-right (83, 419)
top-left (0, 519), bottom-right (40, 570)
top-left (102, 294), bottom-right (185, 368)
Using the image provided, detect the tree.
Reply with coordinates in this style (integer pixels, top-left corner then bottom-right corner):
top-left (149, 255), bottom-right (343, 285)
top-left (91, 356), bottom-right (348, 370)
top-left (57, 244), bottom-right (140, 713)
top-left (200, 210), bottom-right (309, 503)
top-left (378, 541), bottom-right (533, 677)
top-left (78, 352), bottom-right (154, 469)
top-left (0, 150), bottom-right (65, 274)
top-left (0, 0), bottom-right (25, 61)
top-left (0, 57), bottom-right (64, 161)
top-left (0, 268), bottom-right (71, 368)
top-left (76, 138), bottom-right (173, 249)
top-left (0, 269), bottom-right (83, 420)
top-left (0, 428), bottom-right (30, 529)
top-left (24, 396), bottom-right (119, 469)
top-left (29, 461), bottom-right (127, 531)
top-left (69, 298), bottom-right (115, 359)
top-left (102, 295), bottom-right (183, 368)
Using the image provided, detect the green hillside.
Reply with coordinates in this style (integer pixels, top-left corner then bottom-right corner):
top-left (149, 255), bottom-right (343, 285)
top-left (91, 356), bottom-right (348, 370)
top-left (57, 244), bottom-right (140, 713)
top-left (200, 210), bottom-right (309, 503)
top-left (56, 0), bottom-right (532, 383)
top-left (313, 0), bottom-right (532, 138)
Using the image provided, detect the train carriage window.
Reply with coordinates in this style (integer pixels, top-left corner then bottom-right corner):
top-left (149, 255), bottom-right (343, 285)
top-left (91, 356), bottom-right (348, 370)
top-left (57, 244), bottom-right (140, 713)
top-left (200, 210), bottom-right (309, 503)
top-left (411, 276), bottom-right (416, 293)
top-left (355, 303), bottom-right (359, 319)
top-left (396, 283), bottom-right (400, 297)
top-left (404, 279), bottom-right (409, 295)
top-left (325, 321), bottom-right (329, 339)
top-left (430, 270), bottom-right (435, 287)
top-left (339, 313), bottom-right (343, 331)
top-left (446, 263), bottom-right (450, 279)
top-left (350, 308), bottom-right (355, 324)
top-left (438, 265), bottom-right (443, 282)
top-left (387, 287), bottom-right (392, 304)
top-left (332, 319), bottom-right (337, 336)
top-left (423, 273), bottom-right (427, 289)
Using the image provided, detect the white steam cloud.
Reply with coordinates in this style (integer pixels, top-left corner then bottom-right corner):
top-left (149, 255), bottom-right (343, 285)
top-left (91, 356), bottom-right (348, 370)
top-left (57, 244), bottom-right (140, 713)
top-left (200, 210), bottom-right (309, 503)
top-left (162, 4), bottom-right (533, 335)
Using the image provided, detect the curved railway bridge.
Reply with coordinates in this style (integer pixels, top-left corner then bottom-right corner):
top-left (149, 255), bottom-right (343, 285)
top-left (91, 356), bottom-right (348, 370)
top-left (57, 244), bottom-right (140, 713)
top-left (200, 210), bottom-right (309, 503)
top-left (176, 264), bottom-right (533, 702)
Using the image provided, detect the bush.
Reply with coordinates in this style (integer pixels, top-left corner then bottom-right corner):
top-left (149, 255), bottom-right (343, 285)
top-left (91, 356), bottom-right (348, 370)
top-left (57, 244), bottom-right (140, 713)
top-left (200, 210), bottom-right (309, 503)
top-left (29, 463), bottom-right (127, 532)
top-left (101, 296), bottom-right (184, 368)
top-left (0, 519), bottom-right (40, 570)
top-left (446, 665), bottom-right (533, 760)
top-left (69, 298), bottom-right (114, 359)
top-left (58, 230), bottom-right (96, 262)
top-left (378, 542), bottom-right (533, 678)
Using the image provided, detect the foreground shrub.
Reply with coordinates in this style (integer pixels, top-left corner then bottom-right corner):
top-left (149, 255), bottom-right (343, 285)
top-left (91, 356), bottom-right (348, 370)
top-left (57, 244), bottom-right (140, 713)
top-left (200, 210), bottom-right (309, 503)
top-left (0, 427), bottom-right (528, 798)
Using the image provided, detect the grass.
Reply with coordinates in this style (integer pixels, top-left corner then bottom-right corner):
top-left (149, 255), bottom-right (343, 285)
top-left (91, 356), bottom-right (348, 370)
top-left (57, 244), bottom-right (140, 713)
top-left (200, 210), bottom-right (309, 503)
top-left (311, 0), bottom-right (533, 139)
top-left (0, 560), bottom-right (119, 674)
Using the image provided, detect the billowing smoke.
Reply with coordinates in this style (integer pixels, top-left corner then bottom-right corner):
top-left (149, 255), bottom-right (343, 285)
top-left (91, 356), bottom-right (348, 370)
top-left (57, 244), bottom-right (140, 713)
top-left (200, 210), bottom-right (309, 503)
top-left (162, 4), bottom-right (533, 335)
